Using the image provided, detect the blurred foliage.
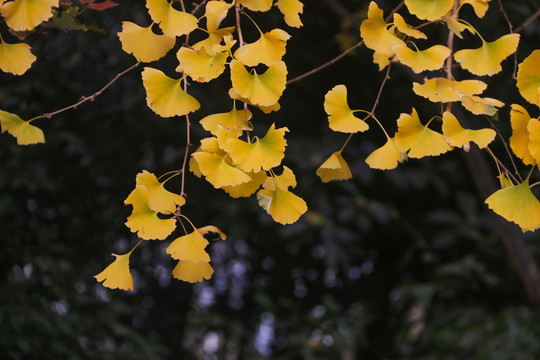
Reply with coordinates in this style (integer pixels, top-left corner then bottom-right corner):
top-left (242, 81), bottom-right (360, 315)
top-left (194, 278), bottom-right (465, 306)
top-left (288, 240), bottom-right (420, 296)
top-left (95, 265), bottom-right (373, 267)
top-left (2, 0), bottom-right (540, 359)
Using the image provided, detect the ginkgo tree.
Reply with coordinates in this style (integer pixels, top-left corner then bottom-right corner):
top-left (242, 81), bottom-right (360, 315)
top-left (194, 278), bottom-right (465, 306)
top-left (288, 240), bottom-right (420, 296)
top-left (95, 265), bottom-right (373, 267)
top-left (1, 0), bottom-right (540, 298)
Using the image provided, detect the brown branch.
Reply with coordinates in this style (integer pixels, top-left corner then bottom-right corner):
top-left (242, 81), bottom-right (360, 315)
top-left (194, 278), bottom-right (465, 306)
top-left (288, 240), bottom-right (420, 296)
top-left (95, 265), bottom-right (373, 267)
top-left (190, 0), bottom-right (208, 14)
top-left (287, 1), bottom-right (405, 85)
top-left (43, 62), bottom-right (141, 118)
top-left (485, 116), bottom-right (523, 183)
top-left (370, 61), bottom-right (392, 115)
top-left (514, 7), bottom-right (540, 33)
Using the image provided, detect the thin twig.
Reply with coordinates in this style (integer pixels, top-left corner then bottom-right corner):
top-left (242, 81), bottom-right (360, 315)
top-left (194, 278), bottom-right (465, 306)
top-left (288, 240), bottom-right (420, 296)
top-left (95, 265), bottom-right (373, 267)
top-left (191, 0), bottom-right (208, 15)
top-left (370, 61), bottom-right (392, 116)
top-left (514, 7), bottom-right (540, 33)
top-left (485, 115), bottom-right (524, 183)
top-left (287, 1), bottom-right (404, 85)
top-left (43, 62), bottom-right (141, 118)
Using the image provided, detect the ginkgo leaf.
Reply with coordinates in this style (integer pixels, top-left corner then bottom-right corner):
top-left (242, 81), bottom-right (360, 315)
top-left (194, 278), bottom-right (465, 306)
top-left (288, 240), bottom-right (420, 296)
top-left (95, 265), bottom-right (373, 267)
top-left (230, 60), bottom-right (287, 107)
top-left (442, 111), bottom-right (495, 150)
top-left (395, 108), bottom-right (452, 158)
top-left (237, 0), bottom-right (272, 12)
top-left (191, 151), bottom-right (252, 188)
top-left (166, 230), bottom-right (210, 263)
top-left (393, 13), bottom-right (426, 39)
top-left (413, 77), bottom-right (487, 103)
top-left (172, 260), bottom-right (214, 283)
top-left (324, 85), bottom-right (369, 133)
top-left (200, 106), bottom-right (253, 135)
top-left (142, 67), bottom-right (200, 117)
top-left (393, 43), bottom-right (451, 73)
top-left (135, 170), bottom-right (185, 214)
top-left (193, 27), bottom-right (236, 55)
top-left (215, 125), bottom-right (242, 151)
top-left (146, 0), bottom-right (198, 37)
top-left (454, 33), bottom-right (519, 76)
top-left (276, 0), bottom-right (303, 28)
top-left (205, 0), bottom-right (232, 33)
top-left (235, 29), bottom-right (290, 67)
top-left (262, 165), bottom-right (296, 191)
top-left (516, 50), bottom-right (540, 108)
top-left (509, 104), bottom-right (535, 165)
top-left (0, 0), bottom-right (58, 31)
top-left (0, 110), bottom-right (44, 145)
top-left (95, 251), bottom-right (134, 291)
top-left (460, 95), bottom-right (503, 116)
top-left (125, 185), bottom-right (176, 240)
top-left (527, 118), bottom-right (540, 165)
top-left (222, 170), bottom-right (267, 198)
top-left (404, 0), bottom-right (453, 21)
top-left (117, 21), bottom-right (175, 62)
top-left (228, 88), bottom-right (281, 113)
top-left (198, 225), bottom-right (227, 241)
top-left (443, 14), bottom-right (475, 38)
top-left (360, 2), bottom-right (403, 58)
top-left (176, 46), bottom-right (228, 83)
top-left (0, 40), bottom-right (36, 75)
top-left (226, 123), bottom-right (289, 172)
top-left (365, 137), bottom-right (402, 170)
top-left (460, 0), bottom-right (490, 18)
top-left (257, 187), bottom-right (307, 224)
top-left (316, 150), bottom-right (352, 182)
top-left (485, 178), bottom-right (540, 232)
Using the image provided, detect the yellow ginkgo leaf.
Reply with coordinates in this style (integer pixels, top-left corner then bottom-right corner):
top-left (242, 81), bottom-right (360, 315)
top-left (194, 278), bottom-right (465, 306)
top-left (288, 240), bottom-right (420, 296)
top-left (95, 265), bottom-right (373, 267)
top-left (527, 118), bottom-right (540, 165)
top-left (276, 0), bottom-right (303, 28)
top-left (460, 0), bottom-right (490, 18)
top-left (198, 225), bottom-right (227, 241)
top-left (460, 95), bottom-right (504, 116)
top-left (262, 165), bottom-right (296, 191)
top-left (117, 21), bottom-right (175, 63)
top-left (166, 230), bottom-right (210, 263)
top-left (200, 106), bottom-right (253, 135)
top-left (146, 0), bottom-right (198, 37)
top-left (172, 261), bottom-right (214, 283)
top-left (485, 178), bottom-right (540, 232)
top-left (235, 29), bottom-right (290, 67)
top-left (393, 43), bottom-right (451, 73)
top-left (176, 46), bottom-right (228, 83)
top-left (237, 0), bottom-right (272, 12)
top-left (95, 251), bottom-right (134, 291)
top-left (454, 33), bottom-right (519, 76)
top-left (191, 151), bottom-right (252, 188)
top-left (393, 13), bottom-right (426, 39)
top-left (226, 123), bottom-right (289, 172)
top-left (413, 77), bottom-right (487, 103)
top-left (142, 67), bottom-right (200, 118)
top-left (404, 0), bottom-right (453, 21)
top-left (509, 104), bottom-right (535, 165)
top-left (214, 125), bottom-right (242, 151)
top-left (360, 2), bottom-right (403, 58)
top-left (257, 186), bottom-right (307, 225)
top-left (0, 0), bottom-right (58, 31)
top-left (395, 108), bottom-right (452, 158)
top-left (205, 0), bottom-right (232, 33)
top-left (222, 170), bottom-right (267, 198)
top-left (443, 14), bottom-right (475, 38)
top-left (193, 27), bottom-right (236, 55)
top-left (442, 111), bottom-right (495, 150)
top-left (316, 150), bottom-right (352, 183)
top-left (324, 85), bottom-right (369, 133)
top-left (0, 110), bottom-right (44, 145)
top-left (230, 60), bottom-right (287, 107)
top-left (125, 185), bottom-right (176, 240)
top-left (516, 50), bottom-right (540, 108)
top-left (365, 137), bottom-right (402, 170)
top-left (228, 88), bottom-right (281, 113)
top-left (0, 40), bottom-right (36, 75)
top-left (135, 170), bottom-right (185, 214)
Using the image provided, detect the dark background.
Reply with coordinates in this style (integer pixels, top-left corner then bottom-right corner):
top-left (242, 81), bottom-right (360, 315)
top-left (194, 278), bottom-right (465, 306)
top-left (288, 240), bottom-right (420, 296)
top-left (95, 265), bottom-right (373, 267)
top-left (2, 0), bottom-right (540, 359)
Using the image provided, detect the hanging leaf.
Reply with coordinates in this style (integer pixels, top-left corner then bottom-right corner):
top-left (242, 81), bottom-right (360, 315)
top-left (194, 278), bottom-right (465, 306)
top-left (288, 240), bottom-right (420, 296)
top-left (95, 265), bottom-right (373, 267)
top-left (413, 77), bottom-right (487, 103)
top-left (200, 106), bottom-right (253, 135)
top-left (147, 0), bottom-right (198, 37)
top-left (0, 110), bottom-right (44, 145)
top-left (117, 21), bottom-right (175, 62)
top-left (235, 29), bottom-right (290, 67)
top-left (166, 230), bottom-right (210, 263)
top-left (135, 170), bottom-right (185, 214)
top-left (191, 151), bottom-right (252, 188)
top-left (509, 104), bottom-right (536, 166)
top-left (516, 50), bottom-right (540, 108)
top-left (95, 251), bottom-right (134, 291)
top-left (365, 137), bottom-right (402, 170)
top-left (441, 111), bottom-right (495, 150)
top-left (276, 0), bottom-right (303, 28)
top-left (0, 39), bottom-right (36, 75)
top-left (454, 33), bottom-right (519, 76)
top-left (404, 0), bottom-right (453, 21)
top-left (172, 261), bottom-right (214, 283)
top-left (176, 46), bottom-right (229, 83)
top-left (237, 0), bottom-right (272, 12)
top-left (205, 0), bottom-right (232, 33)
top-left (142, 67), bottom-right (200, 117)
top-left (230, 60), bottom-right (287, 106)
top-left (0, 0), bottom-right (59, 31)
top-left (393, 13), bottom-right (426, 39)
top-left (393, 43), bottom-right (451, 73)
top-left (316, 150), bottom-right (352, 182)
top-left (324, 84), bottom-right (369, 133)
